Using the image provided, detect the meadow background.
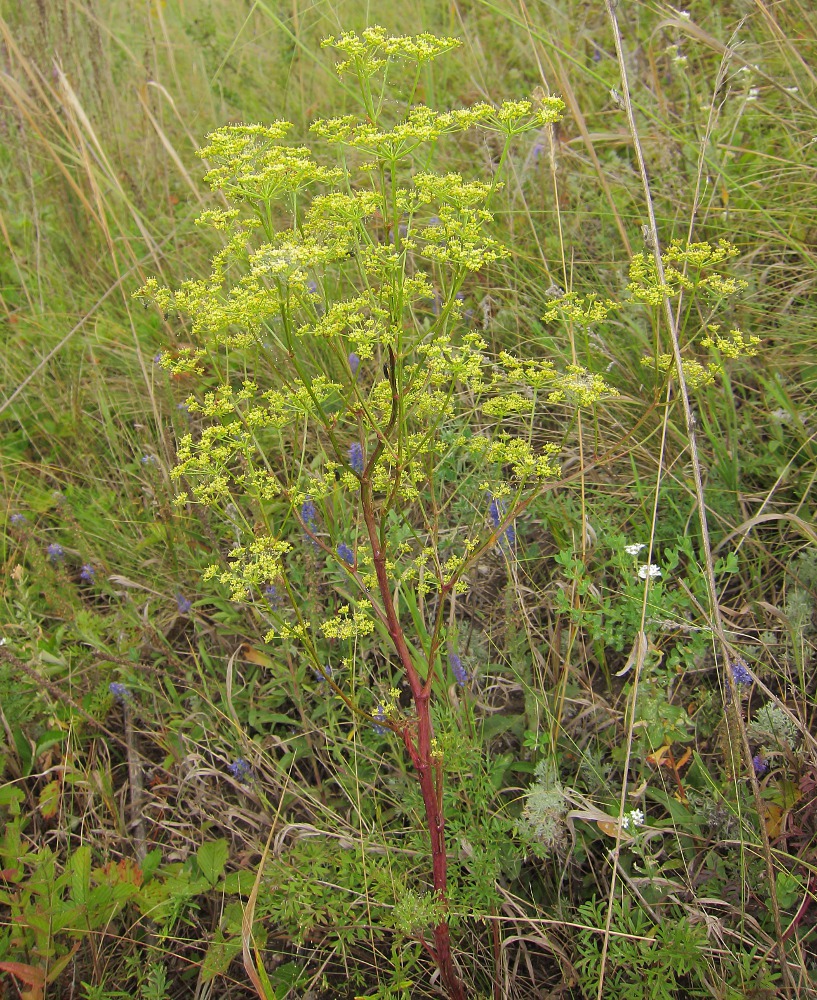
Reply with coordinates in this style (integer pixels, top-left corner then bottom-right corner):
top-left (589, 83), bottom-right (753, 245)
top-left (1, 1), bottom-right (816, 998)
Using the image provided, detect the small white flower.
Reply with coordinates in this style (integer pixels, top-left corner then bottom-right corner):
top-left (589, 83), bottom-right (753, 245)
top-left (625, 543), bottom-right (646, 556)
top-left (638, 564), bottom-right (662, 580)
top-left (785, 86), bottom-right (799, 94)
top-left (620, 809), bottom-right (644, 832)
top-left (747, 87), bottom-right (760, 102)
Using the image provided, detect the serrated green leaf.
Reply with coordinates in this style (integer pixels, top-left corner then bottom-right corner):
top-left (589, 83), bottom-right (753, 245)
top-left (197, 839), bottom-right (229, 886)
top-left (69, 845), bottom-right (92, 907)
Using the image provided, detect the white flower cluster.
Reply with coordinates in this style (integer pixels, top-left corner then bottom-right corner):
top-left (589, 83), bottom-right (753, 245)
top-left (638, 564), bottom-right (662, 580)
top-left (621, 808), bottom-right (644, 831)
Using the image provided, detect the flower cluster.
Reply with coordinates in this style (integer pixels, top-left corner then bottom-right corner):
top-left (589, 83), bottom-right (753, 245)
top-left (449, 653), bottom-right (468, 686)
top-left (322, 26), bottom-right (462, 77)
top-left (318, 603), bottom-right (375, 641)
top-left (109, 682), bottom-right (131, 704)
top-left (369, 687), bottom-right (402, 733)
top-left (731, 660), bottom-right (752, 685)
top-left (627, 240), bottom-right (747, 306)
top-left (337, 543), bottom-right (355, 566)
top-left (348, 442), bottom-right (364, 475)
top-left (227, 758), bottom-right (252, 782)
top-left (487, 494), bottom-right (516, 550)
top-left (176, 592), bottom-right (193, 614)
top-left (638, 564), bottom-right (662, 580)
top-left (620, 808), bottom-right (645, 831)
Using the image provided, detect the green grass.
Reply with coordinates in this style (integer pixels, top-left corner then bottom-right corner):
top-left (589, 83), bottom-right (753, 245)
top-left (1, 2), bottom-right (816, 999)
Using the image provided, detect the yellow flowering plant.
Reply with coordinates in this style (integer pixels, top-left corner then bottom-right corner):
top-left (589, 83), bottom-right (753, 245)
top-left (135, 27), bottom-right (626, 999)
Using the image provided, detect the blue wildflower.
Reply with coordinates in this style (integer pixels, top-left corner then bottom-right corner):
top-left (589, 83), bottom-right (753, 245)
top-left (337, 543), bottom-right (355, 566)
top-left (532, 140), bottom-right (545, 162)
top-left (153, 352), bottom-right (163, 364)
top-left (141, 455), bottom-right (158, 466)
top-left (301, 499), bottom-right (318, 531)
top-left (487, 495), bottom-right (516, 550)
top-left (176, 592), bottom-right (192, 614)
top-left (47, 543), bottom-right (65, 563)
top-left (312, 663), bottom-right (333, 683)
top-left (372, 705), bottom-right (389, 735)
top-left (109, 682), bottom-right (131, 704)
top-left (348, 352), bottom-right (360, 377)
top-left (752, 753), bottom-right (768, 776)
top-left (80, 564), bottom-right (96, 583)
top-left (227, 758), bottom-right (252, 782)
top-left (732, 660), bottom-right (752, 686)
top-left (10, 513), bottom-right (27, 525)
top-left (449, 653), bottom-right (468, 686)
top-left (306, 279), bottom-right (318, 296)
top-left (264, 584), bottom-right (282, 608)
top-left (348, 442), bottom-right (364, 475)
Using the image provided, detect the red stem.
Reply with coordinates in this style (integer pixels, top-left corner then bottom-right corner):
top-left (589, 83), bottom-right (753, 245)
top-left (361, 479), bottom-right (466, 1000)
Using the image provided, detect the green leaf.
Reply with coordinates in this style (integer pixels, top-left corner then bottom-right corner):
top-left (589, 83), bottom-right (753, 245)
top-left (221, 869), bottom-right (257, 895)
top-left (200, 930), bottom-right (243, 982)
top-left (0, 785), bottom-right (24, 809)
top-left (69, 845), bottom-right (92, 907)
top-left (196, 839), bottom-right (229, 886)
top-left (38, 780), bottom-right (61, 820)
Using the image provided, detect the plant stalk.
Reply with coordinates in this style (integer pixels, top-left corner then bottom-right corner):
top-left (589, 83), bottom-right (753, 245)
top-left (360, 480), bottom-right (466, 1000)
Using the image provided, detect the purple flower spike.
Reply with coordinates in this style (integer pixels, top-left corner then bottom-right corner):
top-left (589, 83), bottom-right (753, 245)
top-left (301, 499), bottom-right (317, 531)
top-left (348, 442), bottom-right (364, 475)
top-left (372, 705), bottom-right (389, 735)
top-left (47, 543), bottom-right (65, 563)
top-left (752, 753), bottom-right (768, 776)
top-left (176, 592), bottom-right (192, 614)
top-left (10, 513), bottom-right (27, 525)
top-left (731, 660), bottom-right (752, 686)
top-left (348, 352), bottom-right (360, 377)
top-left (80, 564), bottom-right (96, 583)
top-left (312, 663), bottom-right (333, 683)
top-left (227, 758), bottom-right (252, 782)
top-left (449, 653), bottom-right (468, 686)
top-left (487, 494), bottom-right (516, 551)
top-left (337, 543), bottom-right (355, 566)
top-left (109, 682), bottom-right (131, 704)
